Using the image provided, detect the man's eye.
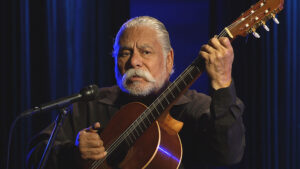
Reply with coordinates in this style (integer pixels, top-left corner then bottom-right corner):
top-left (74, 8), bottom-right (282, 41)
top-left (143, 51), bottom-right (151, 55)
top-left (119, 52), bottom-right (130, 57)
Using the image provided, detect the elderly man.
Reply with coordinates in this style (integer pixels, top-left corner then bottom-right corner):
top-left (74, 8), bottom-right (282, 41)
top-left (27, 16), bottom-right (245, 169)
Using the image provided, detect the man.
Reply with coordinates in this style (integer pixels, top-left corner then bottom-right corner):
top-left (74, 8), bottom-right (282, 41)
top-left (27, 16), bottom-right (245, 169)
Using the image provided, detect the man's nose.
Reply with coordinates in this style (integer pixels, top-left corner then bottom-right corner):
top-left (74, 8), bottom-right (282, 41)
top-left (129, 51), bottom-right (142, 68)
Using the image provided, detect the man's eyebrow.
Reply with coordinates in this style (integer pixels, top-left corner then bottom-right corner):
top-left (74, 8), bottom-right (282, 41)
top-left (138, 44), bottom-right (153, 50)
top-left (119, 46), bottom-right (132, 51)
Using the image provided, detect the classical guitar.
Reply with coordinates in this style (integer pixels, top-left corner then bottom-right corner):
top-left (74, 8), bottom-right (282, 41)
top-left (87, 0), bottom-right (284, 168)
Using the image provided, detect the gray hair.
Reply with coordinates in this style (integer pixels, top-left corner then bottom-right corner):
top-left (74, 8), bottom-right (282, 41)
top-left (113, 16), bottom-right (172, 58)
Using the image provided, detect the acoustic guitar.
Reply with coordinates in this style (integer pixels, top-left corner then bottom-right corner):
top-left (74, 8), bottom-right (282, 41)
top-left (86, 0), bottom-right (284, 168)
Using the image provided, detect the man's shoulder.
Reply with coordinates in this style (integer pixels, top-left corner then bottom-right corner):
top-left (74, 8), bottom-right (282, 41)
top-left (96, 85), bottom-right (121, 105)
top-left (98, 85), bottom-right (120, 95)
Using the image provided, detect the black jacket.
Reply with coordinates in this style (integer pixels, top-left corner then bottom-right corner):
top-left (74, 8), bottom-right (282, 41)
top-left (27, 82), bottom-right (245, 169)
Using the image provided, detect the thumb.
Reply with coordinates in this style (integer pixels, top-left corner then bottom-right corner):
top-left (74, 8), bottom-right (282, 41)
top-left (86, 122), bottom-right (101, 133)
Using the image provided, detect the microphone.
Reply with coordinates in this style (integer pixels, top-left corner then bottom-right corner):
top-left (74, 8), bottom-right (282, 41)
top-left (21, 84), bottom-right (99, 116)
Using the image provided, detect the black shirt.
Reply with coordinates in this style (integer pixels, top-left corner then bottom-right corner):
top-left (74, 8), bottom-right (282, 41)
top-left (27, 82), bottom-right (245, 169)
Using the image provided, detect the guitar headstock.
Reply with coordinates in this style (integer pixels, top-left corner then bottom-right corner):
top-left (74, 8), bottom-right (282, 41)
top-left (224, 0), bottom-right (284, 40)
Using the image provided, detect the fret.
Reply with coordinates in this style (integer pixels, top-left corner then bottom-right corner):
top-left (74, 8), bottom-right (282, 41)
top-left (144, 115), bottom-right (152, 125)
top-left (131, 120), bottom-right (142, 136)
top-left (141, 118), bottom-right (148, 129)
top-left (124, 138), bottom-right (130, 146)
top-left (167, 93), bottom-right (174, 104)
top-left (194, 64), bottom-right (201, 73)
top-left (130, 132), bottom-right (137, 140)
top-left (150, 107), bottom-right (160, 117)
top-left (167, 87), bottom-right (175, 98)
top-left (182, 78), bottom-right (187, 85)
top-left (133, 127), bottom-right (140, 138)
top-left (126, 135), bottom-right (134, 144)
top-left (137, 123), bottom-right (144, 133)
top-left (154, 101), bottom-right (164, 113)
top-left (174, 83), bottom-right (182, 93)
top-left (184, 72), bottom-right (193, 83)
top-left (172, 84), bottom-right (179, 92)
top-left (152, 105), bottom-right (160, 116)
top-left (159, 92), bottom-right (168, 106)
top-left (177, 79), bottom-right (186, 90)
top-left (135, 117), bottom-right (146, 133)
top-left (185, 77), bottom-right (192, 84)
top-left (191, 66), bottom-right (199, 76)
top-left (172, 85), bottom-right (180, 97)
top-left (164, 96), bottom-right (170, 104)
top-left (160, 97), bottom-right (169, 109)
top-left (149, 111), bottom-right (156, 120)
top-left (188, 71), bottom-right (194, 79)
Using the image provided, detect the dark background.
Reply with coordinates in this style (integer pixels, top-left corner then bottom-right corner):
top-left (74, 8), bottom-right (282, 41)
top-left (1, 0), bottom-right (299, 169)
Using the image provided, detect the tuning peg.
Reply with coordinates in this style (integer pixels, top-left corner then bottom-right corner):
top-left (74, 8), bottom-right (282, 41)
top-left (263, 24), bottom-right (270, 31)
top-left (251, 28), bottom-right (260, 38)
top-left (252, 31), bottom-right (260, 38)
top-left (261, 21), bottom-right (270, 31)
top-left (273, 17), bottom-right (280, 24)
top-left (271, 14), bottom-right (280, 24)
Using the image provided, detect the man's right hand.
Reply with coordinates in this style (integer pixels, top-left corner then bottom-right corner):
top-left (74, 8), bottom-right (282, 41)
top-left (75, 122), bottom-right (107, 160)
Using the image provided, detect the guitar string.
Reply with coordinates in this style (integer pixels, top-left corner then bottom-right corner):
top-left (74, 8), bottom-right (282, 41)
top-left (90, 65), bottom-right (196, 169)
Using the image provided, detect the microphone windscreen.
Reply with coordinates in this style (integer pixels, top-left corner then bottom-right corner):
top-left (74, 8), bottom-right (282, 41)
top-left (79, 84), bottom-right (99, 101)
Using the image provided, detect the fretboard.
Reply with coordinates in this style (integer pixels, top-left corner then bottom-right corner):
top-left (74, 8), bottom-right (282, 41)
top-left (122, 55), bottom-right (205, 147)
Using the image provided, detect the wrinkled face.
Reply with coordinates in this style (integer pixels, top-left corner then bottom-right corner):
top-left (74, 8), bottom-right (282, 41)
top-left (115, 26), bottom-right (173, 96)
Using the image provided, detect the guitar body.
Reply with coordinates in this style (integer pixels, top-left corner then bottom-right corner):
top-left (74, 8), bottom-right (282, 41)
top-left (93, 102), bottom-right (182, 169)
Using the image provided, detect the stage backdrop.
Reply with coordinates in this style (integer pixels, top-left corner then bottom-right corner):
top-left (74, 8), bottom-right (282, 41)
top-left (1, 0), bottom-right (299, 169)
top-left (0, 0), bottom-right (129, 168)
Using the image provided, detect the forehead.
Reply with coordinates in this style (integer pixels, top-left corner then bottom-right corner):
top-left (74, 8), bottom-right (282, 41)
top-left (118, 26), bottom-right (160, 46)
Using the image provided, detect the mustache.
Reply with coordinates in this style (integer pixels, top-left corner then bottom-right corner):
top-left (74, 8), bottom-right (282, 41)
top-left (122, 69), bottom-right (156, 83)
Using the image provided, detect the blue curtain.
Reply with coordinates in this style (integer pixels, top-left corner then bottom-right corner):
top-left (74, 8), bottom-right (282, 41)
top-left (1, 0), bottom-right (300, 169)
top-left (223, 0), bottom-right (300, 169)
top-left (0, 0), bottom-right (128, 168)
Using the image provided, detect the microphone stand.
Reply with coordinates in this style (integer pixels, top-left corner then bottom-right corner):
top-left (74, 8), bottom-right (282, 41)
top-left (37, 107), bottom-right (70, 169)
top-left (5, 85), bottom-right (99, 169)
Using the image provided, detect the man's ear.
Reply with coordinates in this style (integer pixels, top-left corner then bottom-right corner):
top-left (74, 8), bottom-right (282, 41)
top-left (166, 48), bottom-right (174, 75)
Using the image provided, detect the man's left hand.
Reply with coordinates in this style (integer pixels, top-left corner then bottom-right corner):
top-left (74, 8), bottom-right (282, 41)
top-left (199, 37), bottom-right (233, 90)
